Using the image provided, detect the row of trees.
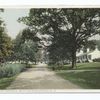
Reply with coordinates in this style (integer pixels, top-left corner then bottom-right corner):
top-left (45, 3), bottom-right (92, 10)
top-left (1, 9), bottom-right (100, 68)
top-left (18, 8), bottom-right (100, 68)
top-left (8, 28), bottom-right (40, 64)
top-left (0, 9), bottom-right (42, 65)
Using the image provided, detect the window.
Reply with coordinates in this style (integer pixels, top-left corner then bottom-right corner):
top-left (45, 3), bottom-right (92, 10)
top-left (88, 55), bottom-right (91, 60)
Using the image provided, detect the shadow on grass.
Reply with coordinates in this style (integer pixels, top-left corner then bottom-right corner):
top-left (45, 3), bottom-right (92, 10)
top-left (49, 62), bottom-right (100, 70)
top-left (57, 71), bottom-right (100, 89)
top-left (0, 76), bottom-right (16, 89)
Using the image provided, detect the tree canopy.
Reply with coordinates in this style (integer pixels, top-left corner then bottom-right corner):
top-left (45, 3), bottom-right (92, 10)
top-left (0, 9), bottom-right (13, 63)
top-left (19, 8), bottom-right (100, 68)
top-left (10, 28), bottom-right (39, 64)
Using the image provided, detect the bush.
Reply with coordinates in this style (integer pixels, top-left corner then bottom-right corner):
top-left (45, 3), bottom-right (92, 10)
top-left (0, 63), bottom-right (26, 78)
top-left (93, 58), bottom-right (100, 62)
top-left (25, 64), bottom-right (33, 68)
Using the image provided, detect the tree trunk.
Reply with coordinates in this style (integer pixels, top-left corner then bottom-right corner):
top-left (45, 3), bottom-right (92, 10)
top-left (71, 50), bottom-right (76, 69)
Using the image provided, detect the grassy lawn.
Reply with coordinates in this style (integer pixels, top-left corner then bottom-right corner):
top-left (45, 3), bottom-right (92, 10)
top-left (0, 76), bottom-right (16, 89)
top-left (49, 62), bottom-right (100, 89)
top-left (56, 71), bottom-right (100, 89)
top-left (76, 62), bottom-right (100, 70)
top-left (49, 62), bottom-right (100, 70)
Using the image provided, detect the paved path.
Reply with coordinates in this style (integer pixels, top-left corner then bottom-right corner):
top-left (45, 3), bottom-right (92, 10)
top-left (7, 64), bottom-right (81, 89)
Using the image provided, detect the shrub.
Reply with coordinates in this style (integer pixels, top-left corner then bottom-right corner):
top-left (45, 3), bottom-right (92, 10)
top-left (93, 58), bottom-right (100, 62)
top-left (25, 64), bottom-right (33, 68)
top-left (0, 63), bottom-right (26, 78)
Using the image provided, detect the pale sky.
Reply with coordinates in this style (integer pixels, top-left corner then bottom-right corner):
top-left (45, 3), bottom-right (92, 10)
top-left (0, 9), bottom-right (29, 39)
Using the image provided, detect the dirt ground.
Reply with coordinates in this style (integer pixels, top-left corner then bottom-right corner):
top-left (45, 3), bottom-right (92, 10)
top-left (7, 64), bottom-right (81, 89)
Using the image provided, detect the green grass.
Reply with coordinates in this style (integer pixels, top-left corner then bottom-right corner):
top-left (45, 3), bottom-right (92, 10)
top-left (0, 76), bottom-right (16, 89)
top-left (48, 62), bottom-right (100, 88)
top-left (49, 62), bottom-right (100, 70)
top-left (56, 71), bottom-right (100, 89)
top-left (76, 62), bottom-right (100, 70)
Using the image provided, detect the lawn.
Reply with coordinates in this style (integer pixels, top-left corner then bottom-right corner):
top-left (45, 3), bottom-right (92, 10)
top-left (49, 62), bottom-right (100, 70)
top-left (0, 76), bottom-right (16, 89)
top-left (50, 62), bottom-right (100, 89)
top-left (76, 62), bottom-right (100, 69)
top-left (56, 71), bottom-right (100, 89)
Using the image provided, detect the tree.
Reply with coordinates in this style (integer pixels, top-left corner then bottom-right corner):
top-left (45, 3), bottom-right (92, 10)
top-left (11, 29), bottom-right (39, 64)
top-left (83, 40), bottom-right (96, 52)
top-left (21, 28), bottom-right (40, 42)
top-left (93, 40), bottom-right (100, 50)
top-left (20, 40), bottom-right (38, 64)
top-left (48, 31), bottom-right (71, 65)
top-left (0, 9), bottom-right (13, 63)
top-left (0, 33), bottom-right (13, 61)
top-left (19, 8), bottom-right (100, 68)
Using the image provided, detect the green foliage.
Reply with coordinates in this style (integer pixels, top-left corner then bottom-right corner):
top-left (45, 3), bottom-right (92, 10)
top-left (20, 40), bottom-right (38, 63)
top-left (96, 40), bottom-right (100, 50)
top-left (93, 58), bottom-right (100, 62)
top-left (19, 8), bottom-right (100, 68)
top-left (10, 30), bottom-right (38, 63)
top-left (48, 31), bottom-right (71, 65)
top-left (0, 9), bottom-right (13, 62)
top-left (19, 8), bottom-right (100, 67)
top-left (83, 40), bottom-right (96, 52)
top-left (0, 63), bottom-right (26, 78)
top-left (0, 33), bottom-right (13, 58)
top-left (21, 28), bottom-right (40, 42)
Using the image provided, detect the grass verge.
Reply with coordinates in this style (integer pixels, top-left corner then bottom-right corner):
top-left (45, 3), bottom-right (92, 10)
top-left (48, 62), bottom-right (100, 89)
top-left (48, 62), bottom-right (100, 70)
top-left (0, 76), bottom-right (16, 89)
top-left (56, 71), bottom-right (100, 89)
top-left (0, 63), bottom-right (28, 89)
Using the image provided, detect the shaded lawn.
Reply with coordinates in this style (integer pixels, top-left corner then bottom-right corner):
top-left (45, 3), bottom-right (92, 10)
top-left (57, 71), bottom-right (100, 89)
top-left (49, 62), bottom-right (100, 88)
top-left (0, 76), bottom-right (16, 89)
top-left (76, 62), bottom-right (100, 69)
top-left (50, 62), bottom-right (100, 70)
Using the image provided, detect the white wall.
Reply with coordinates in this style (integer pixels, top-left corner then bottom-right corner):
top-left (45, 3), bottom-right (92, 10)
top-left (90, 50), bottom-right (100, 59)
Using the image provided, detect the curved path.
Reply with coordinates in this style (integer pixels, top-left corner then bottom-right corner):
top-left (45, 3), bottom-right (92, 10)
top-left (7, 64), bottom-right (81, 89)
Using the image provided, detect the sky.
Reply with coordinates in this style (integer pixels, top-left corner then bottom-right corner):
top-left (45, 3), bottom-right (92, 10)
top-left (0, 9), bottom-right (29, 39)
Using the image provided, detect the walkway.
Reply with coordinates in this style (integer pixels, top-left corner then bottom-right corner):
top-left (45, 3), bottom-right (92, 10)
top-left (7, 64), bottom-right (81, 89)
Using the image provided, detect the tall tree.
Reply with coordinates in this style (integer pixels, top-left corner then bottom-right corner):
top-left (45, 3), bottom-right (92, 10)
top-left (48, 31), bottom-right (71, 65)
top-left (19, 8), bottom-right (100, 68)
top-left (0, 9), bottom-right (13, 63)
top-left (11, 29), bottom-right (39, 64)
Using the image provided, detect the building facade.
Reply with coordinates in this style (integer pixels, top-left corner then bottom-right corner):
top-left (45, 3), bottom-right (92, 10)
top-left (76, 47), bottom-right (100, 63)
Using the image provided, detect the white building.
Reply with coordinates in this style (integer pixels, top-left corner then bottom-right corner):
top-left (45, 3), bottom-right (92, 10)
top-left (76, 47), bottom-right (100, 63)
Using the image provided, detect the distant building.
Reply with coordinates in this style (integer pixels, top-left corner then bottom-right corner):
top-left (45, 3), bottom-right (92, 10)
top-left (76, 46), bottom-right (100, 63)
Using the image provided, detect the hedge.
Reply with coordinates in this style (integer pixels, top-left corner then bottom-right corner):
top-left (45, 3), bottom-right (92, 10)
top-left (0, 63), bottom-right (26, 78)
top-left (93, 58), bottom-right (100, 62)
